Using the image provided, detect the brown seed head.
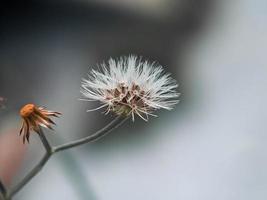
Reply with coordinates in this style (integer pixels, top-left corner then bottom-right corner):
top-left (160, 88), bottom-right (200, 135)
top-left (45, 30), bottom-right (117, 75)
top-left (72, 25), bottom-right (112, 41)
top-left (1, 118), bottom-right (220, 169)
top-left (103, 82), bottom-right (151, 119)
top-left (19, 104), bottom-right (61, 143)
top-left (20, 104), bottom-right (35, 118)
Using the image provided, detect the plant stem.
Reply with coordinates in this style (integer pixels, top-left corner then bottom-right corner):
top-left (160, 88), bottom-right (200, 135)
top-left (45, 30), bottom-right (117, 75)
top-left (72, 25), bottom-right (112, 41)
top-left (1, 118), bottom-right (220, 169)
top-left (8, 116), bottom-right (128, 198)
top-left (0, 179), bottom-right (7, 199)
top-left (38, 128), bottom-right (53, 153)
top-left (8, 128), bottom-right (52, 198)
top-left (53, 116), bottom-right (127, 153)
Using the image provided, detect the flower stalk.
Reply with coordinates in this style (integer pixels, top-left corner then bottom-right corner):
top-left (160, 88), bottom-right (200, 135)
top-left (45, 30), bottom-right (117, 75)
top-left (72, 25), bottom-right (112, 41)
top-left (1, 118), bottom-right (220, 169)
top-left (7, 128), bottom-right (53, 198)
top-left (0, 179), bottom-right (7, 199)
top-left (53, 115), bottom-right (127, 153)
top-left (5, 115), bottom-right (128, 199)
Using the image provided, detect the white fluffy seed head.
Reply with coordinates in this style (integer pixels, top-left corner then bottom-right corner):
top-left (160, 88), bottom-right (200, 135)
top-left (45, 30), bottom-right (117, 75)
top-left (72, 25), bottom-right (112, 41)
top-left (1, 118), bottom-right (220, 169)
top-left (81, 55), bottom-right (180, 121)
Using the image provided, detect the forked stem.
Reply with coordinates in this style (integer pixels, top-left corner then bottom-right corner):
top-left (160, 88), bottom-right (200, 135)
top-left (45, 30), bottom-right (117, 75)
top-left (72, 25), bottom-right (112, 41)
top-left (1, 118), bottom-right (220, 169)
top-left (7, 116), bottom-right (128, 199)
top-left (7, 128), bottom-right (52, 198)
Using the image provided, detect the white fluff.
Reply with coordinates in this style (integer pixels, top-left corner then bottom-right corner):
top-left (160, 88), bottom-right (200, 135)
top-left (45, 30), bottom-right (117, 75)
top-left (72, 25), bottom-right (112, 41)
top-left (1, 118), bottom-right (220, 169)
top-left (81, 55), bottom-right (179, 121)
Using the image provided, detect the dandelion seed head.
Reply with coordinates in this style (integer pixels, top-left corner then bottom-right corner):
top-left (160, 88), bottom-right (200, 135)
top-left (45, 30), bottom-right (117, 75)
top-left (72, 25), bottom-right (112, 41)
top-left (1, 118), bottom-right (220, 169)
top-left (81, 55), bottom-right (180, 121)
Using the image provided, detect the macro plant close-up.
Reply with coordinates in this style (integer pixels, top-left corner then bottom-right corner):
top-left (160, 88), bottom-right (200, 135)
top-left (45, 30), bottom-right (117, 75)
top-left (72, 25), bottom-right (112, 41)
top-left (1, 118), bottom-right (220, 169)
top-left (1, 0), bottom-right (267, 200)
top-left (0, 55), bottom-right (179, 200)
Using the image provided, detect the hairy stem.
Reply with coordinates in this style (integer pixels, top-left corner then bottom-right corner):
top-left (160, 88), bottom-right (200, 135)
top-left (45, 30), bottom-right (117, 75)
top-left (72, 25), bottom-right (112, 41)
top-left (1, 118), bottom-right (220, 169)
top-left (7, 116), bottom-right (128, 199)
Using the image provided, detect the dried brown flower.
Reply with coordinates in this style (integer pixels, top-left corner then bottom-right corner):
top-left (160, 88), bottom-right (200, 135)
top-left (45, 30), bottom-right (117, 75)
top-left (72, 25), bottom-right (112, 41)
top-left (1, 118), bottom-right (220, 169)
top-left (19, 104), bottom-right (61, 143)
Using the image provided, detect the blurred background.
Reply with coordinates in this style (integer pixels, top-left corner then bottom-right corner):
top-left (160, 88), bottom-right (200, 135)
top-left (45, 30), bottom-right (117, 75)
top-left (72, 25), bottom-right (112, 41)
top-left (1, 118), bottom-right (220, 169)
top-left (0, 0), bottom-right (267, 199)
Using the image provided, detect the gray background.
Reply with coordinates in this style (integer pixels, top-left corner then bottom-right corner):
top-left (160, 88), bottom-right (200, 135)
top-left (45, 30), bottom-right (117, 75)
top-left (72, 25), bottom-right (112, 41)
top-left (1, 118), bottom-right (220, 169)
top-left (0, 0), bottom-right (267, 199)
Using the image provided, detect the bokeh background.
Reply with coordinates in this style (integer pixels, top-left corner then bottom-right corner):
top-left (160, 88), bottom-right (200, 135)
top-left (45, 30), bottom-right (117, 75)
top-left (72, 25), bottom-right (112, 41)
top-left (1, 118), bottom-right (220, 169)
top-left (0, 0), bottom-right (267, 199)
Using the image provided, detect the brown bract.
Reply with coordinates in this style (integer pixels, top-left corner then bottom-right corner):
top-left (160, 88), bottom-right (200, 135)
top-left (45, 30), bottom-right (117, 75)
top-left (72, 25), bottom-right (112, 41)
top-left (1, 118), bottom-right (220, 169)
top-left (19, 104), bottom-right (61, 143)
top-left (104, 83), bottom-right (152, 119)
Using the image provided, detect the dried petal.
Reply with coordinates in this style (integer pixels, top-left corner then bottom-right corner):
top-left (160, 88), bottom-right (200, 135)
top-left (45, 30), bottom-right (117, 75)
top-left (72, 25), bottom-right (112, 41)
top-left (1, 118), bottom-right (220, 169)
top-left (19, 104), bottom-right (61, 143)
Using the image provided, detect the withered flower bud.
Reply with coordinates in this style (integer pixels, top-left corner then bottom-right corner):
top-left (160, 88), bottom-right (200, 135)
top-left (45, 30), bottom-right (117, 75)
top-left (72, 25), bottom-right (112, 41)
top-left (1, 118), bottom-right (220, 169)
top-left (19, 104), bottom-right (61, 143)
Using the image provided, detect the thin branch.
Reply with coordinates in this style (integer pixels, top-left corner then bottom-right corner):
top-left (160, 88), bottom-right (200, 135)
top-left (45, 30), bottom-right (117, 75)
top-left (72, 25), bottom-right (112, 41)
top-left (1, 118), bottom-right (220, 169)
top-left (8, 128), bottom-right (52, 198)
top-left (53, 115), bottom-right (128, 153)
top-left (38, 128), bottom-right (53, 153)
top-left (0, 179), bottom-right (7, 198)
top-left (8, 116), bottom-right (128, 198)
top-left (8, 153), bottom-right (51, 198)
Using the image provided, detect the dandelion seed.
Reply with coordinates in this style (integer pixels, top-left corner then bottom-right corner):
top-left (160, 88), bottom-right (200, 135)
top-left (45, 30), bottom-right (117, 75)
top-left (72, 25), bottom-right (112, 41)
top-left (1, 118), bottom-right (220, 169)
top-left (81, 55), bottom-right (180, 121)
top-left (19, 104), bottom-right (61, 143)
